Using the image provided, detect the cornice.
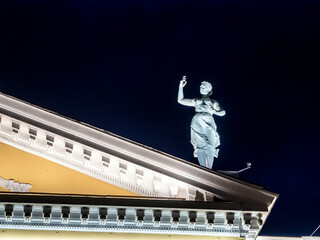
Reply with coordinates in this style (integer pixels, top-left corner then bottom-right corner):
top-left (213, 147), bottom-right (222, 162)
top-left (0, 193), bottom-right (266, 239)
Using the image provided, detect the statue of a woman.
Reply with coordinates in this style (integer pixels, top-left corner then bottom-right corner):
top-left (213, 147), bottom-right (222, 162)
top-left (177, 76), bottom-right (226, 169)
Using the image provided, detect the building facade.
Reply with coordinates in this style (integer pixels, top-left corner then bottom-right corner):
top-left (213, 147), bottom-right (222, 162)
top-left (0, 92), bottom-right (278, 239)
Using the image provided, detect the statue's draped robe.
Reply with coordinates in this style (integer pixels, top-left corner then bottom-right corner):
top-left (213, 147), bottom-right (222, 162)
top-left (191, 98), bottom-right (221, 168)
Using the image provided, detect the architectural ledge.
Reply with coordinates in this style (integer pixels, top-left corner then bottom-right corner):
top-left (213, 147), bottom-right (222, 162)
top-left (0, 193), bottom-right (266, 239)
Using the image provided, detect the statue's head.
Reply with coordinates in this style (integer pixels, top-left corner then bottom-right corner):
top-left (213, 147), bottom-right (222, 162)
top-left (200, 81), bottom-right (212, 95)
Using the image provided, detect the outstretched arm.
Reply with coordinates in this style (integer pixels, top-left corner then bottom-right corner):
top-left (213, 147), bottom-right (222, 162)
top-left (177, 76), bottom-right (195, 107)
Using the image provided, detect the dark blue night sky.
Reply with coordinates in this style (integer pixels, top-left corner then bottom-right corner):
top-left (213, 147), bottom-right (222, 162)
top-left (1, 0), bottom-right (319, 237)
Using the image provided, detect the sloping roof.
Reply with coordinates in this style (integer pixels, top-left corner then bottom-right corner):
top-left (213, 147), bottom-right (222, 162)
top-left (0, 92), bottom-right (277, 207)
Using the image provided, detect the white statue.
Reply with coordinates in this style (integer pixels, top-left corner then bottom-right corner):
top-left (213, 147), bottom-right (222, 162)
top-left (177, 76), bottom-right (226, 169)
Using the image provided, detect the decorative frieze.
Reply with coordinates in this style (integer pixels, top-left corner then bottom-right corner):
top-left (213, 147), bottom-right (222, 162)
top-left (0, 201), bottom-right (264, 238)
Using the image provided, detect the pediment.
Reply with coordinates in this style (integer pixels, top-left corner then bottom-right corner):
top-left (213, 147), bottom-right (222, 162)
top-left (0, 92), bottom-right (277, 209)
top-left (0, 142), bottom-right (137, 196)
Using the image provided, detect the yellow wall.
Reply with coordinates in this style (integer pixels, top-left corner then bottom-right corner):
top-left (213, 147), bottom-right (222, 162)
top-left (0, 142), bottom-right (138, 196)
top-left (0, 229), bottom-right (242, 240)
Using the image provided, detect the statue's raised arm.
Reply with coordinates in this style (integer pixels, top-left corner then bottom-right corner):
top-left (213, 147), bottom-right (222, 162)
top-left (177, 76), bottom-right (195, 107)
top-left (177, 76), bottom-right (226, 169)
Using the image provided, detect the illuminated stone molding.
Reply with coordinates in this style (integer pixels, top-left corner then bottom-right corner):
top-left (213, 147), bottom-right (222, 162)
top-left (0, 177), bottom-right (32, 192)
top-left (0, 113), bottom-right (209, 200)
top-left (0, 193), bottom-right (266, 239)
top-left (0, 93), bottom-right (277, 207)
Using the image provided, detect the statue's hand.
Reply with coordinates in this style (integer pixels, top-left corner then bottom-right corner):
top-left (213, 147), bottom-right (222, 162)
top-left (213, 101), bottom-right (221, 111)
top-left (179, 76), bottom-right (187, 88)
